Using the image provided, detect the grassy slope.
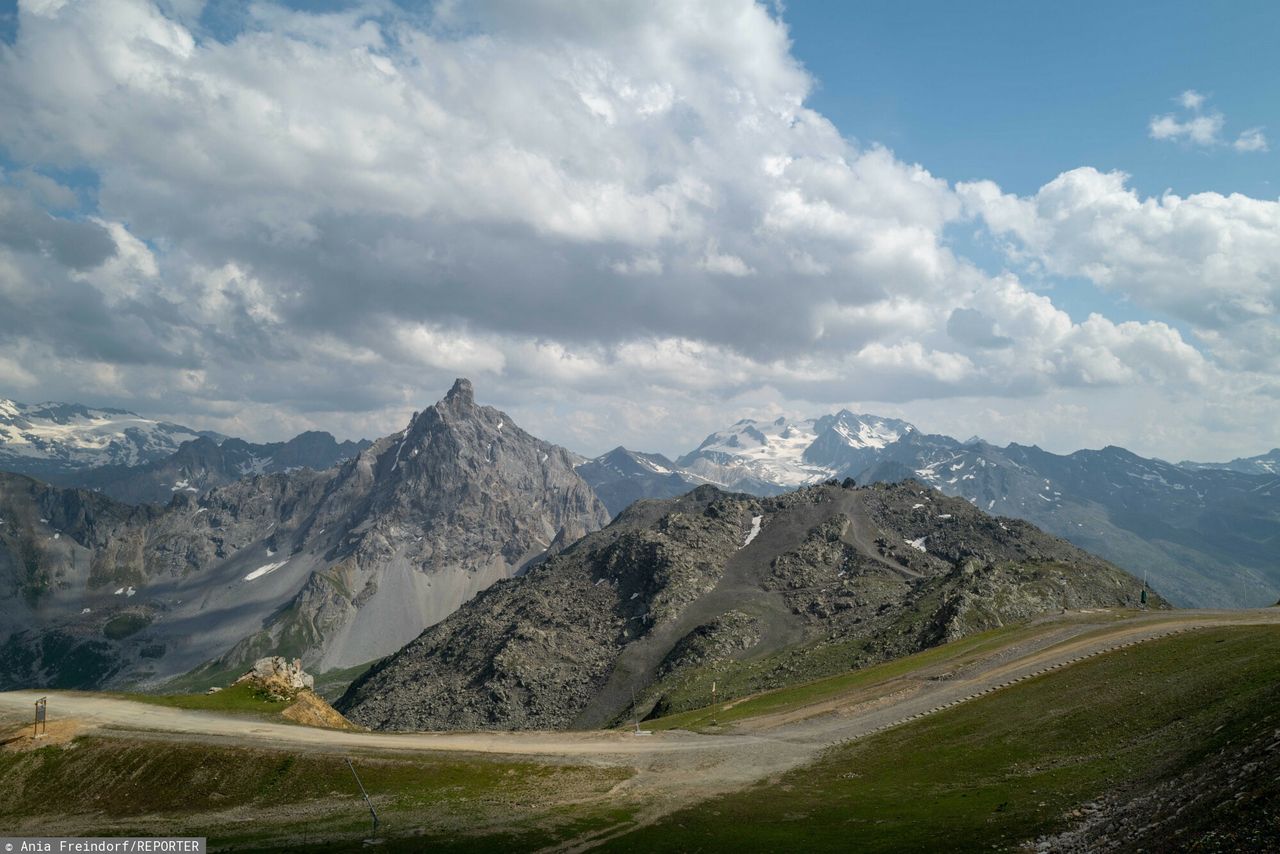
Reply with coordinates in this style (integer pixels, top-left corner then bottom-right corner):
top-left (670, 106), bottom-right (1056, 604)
top-left (119, 682), bottom-right (293, 716)
top-left (644, 610), bottom-right (1148, 732)
top-left (644, 622), bottom-right (1034, 731)
top-left (0, 736), bottom-right (632, 851)
top-left (606, 625), bottom-right (1280, 852)
top-left (4, 622), bottom-right (1276, 851)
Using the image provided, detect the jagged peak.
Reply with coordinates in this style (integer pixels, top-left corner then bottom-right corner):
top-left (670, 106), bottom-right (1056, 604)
top-left (443, 377), bottom-right (475, 409)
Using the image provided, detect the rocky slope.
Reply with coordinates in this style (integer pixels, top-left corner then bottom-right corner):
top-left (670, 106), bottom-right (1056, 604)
top-left (0, 399), bottom-right (213, 479)
top-left (63, 431), bottom-right (371, 505)
top-left (339, 480), bottom-right (1159, 732)
top-left (0, 379), bottom-right (608, 691)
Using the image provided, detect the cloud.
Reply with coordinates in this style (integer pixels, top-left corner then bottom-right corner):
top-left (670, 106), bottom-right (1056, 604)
top-left (1149, 112), bottom-right (1224, 146)
top-left (1178, 89), bottom-right (1206, 111)
top-left (1234, 127), bottom-right (1269, 153)
top-left (0, 0), bottom-right (1270, 462)
top-left (1148, 90), bottom-right (1265, 153)
top-left (959, 167), bottom-right (1280, 373)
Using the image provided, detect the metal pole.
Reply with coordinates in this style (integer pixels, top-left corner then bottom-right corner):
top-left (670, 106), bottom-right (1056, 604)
top-left (345, 757), bottom-right (379, 839)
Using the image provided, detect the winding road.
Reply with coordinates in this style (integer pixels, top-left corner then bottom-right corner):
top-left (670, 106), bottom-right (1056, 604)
top-left (3, 607), bottom-right (1278, 849)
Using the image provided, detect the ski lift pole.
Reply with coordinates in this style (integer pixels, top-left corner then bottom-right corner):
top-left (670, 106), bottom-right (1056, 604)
top-left (345, 757), bottom-right (379, 838)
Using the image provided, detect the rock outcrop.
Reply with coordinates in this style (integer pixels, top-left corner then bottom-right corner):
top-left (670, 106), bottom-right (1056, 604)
top-left (234, 656), bottom-right (315, 696)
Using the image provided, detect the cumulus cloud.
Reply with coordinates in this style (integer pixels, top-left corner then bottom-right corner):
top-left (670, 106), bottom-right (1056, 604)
top-left (0, 0), bottom-right (1271, 461)
top-left (959, 167), bottom-right (1280, 373)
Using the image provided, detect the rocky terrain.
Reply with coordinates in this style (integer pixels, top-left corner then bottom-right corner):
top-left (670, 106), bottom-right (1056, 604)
top-left (339, 480), bottom-right (1159, 732)
top-left (0, 379), bottom-right (607, 692)
top-left (63, 431), bottom-right (371, 505)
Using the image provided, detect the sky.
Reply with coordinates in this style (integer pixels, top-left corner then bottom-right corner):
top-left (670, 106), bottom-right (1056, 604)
top-left (0, 0), bottom-right (1277, 462)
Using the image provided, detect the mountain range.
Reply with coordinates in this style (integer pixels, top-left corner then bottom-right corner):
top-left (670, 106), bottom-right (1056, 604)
top-left (0, 380), bottom-right (606, 690)
top-left (577, 413), bottom-right (1280, 608)
top-left (0, 399), bottom-right (217, 479)
top-left (0, 382), bottom-right (1275, 697)
top-left (338, 479), bottom-right (1157, 731)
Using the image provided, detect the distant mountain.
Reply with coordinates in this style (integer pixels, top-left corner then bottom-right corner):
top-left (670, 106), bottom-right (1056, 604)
top-left (671, 411), bottom-right (912, 493)
top-left (339, 481), bottom-right (1157, 732)
top-left (575, 447), bottom-right (705, 516)
top-left (0, 399), bottom-right (216, 478)
top-left (0, 379), bottom-right (608, 691)
top-left (67, 431), bottom-right (372, 504)
top-left (1180, 448), bottom-right (1280, 477)
top-left (581, 417), bottom-right (1280, 608)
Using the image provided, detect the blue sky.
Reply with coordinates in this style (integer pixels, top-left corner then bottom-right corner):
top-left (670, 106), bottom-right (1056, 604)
top-left (784, 0), bottom-right (1279, 336)
top-left (0, 0), bottom-right (1276, 460)
top-left (785, 0), bottom-right (1278, 198)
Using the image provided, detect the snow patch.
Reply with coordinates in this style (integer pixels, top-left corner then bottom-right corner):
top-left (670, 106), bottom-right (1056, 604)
top-left (244, 560), bottom-right (288, 581)
top-left (742, 515), bottom-right (763, 547)
top-left (906, 536), bottom-right (927, 553)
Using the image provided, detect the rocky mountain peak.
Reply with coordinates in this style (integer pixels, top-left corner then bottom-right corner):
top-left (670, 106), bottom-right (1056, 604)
top-left (443, 377), bottom-right (475, 410)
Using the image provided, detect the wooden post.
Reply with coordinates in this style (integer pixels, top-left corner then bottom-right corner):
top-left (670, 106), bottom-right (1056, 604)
top-left (711, 681), bottom-right (717, 727)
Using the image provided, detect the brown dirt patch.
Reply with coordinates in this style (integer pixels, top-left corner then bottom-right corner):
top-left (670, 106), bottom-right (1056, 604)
top-left (1, 718), bottom-right (88, 751)
top-left (281, 689), bottom-right (362, 730)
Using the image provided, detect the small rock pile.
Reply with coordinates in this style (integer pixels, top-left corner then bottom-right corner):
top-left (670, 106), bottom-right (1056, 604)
top-left (234, 656), bottom-right (315, 700)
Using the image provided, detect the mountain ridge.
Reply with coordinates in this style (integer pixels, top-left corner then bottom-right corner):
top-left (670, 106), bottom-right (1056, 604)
top-left (338, 479), bottom-right (1159, 732)
top-left (579, 415), bottom-right (1280, 608)
top-left (0, 379), bottom-right (608, 691)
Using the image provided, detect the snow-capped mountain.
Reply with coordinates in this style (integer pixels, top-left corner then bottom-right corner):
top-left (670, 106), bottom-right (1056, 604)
top-left (672, 410), bottom-right (913, 493)
top-left (0, 399), bottom-right (213, 478)
top-left (584, 413), bottom-right (1280, 609)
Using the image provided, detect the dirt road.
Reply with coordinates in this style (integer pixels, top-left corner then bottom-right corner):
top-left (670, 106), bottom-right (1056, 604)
top-left (3, 608), bottom-right (1278, 848)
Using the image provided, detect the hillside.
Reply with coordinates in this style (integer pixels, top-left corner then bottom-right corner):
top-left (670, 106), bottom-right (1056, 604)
top-left (4, 616), bottom-right (1277, 852)
top-left (339, 480), bottom-right (1158, 731)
